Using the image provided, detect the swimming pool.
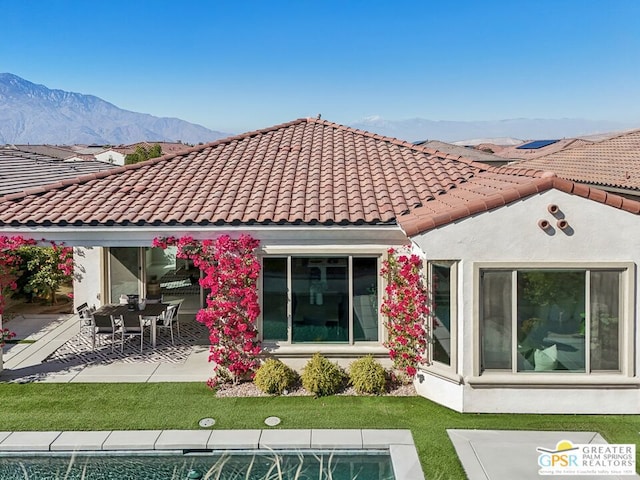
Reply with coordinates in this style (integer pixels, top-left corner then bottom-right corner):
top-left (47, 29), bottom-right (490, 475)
top-left (0, 450), bottom-right (395, 480)
top-left (0, 428), bottom-right (424, 480)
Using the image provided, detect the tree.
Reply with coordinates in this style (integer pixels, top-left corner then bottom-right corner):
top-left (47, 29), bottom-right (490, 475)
top-left (14, 244), bottom-right (74, 305)
top-left (124, 144), bottom-right (163, 165)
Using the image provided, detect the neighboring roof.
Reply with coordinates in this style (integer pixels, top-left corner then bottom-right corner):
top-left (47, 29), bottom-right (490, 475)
top-left (71, 145), bottom-right (111, 155)
top-left (507, 129), bottom-right (640, 193)
top-left (413, 140), bottom-right (507, 164)
top-left (491, 138), bottom-right (593, 160)
top-left (0, 147), bottom-right (118, 196)
top-left (101, 142), bottom-right (191, 156)
top-left (516, 139), bottom-right (559, 150)
top-left (0, 118), bottom-right (638, 236)
top-left (11, 144), bottom-right (78, 160)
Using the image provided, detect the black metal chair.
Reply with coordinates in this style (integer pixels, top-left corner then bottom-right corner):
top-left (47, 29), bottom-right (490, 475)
top-left (76, 302), bottom-right (94, 333)
top-left (118, 314), bottom-right (147, 353)
top-left (90, 313), bottom-right (117, 352)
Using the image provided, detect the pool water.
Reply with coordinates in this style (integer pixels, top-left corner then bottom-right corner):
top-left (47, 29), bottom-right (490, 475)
top-left (0, 450), bottom-right (395, 480)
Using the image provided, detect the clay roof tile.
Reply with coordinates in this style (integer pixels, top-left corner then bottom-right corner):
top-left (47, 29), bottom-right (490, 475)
top-left (1, 118), bottom-right (638, 232)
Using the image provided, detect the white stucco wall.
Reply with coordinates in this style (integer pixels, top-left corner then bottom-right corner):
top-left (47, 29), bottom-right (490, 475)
top-left (94, 150), bottom-right (125, 165)
top-left (412, 189), bottom-right (640, 413)
top-left (73, 247), bottom-right (103, 311)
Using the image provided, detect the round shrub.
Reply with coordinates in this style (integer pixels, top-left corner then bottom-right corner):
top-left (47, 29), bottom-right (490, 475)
top-left (301, 353), bottom-right (345, 397)
top-left (349, 355), bottom-right (387, 395)
top-left (254, 359), bottom-right (297, 395)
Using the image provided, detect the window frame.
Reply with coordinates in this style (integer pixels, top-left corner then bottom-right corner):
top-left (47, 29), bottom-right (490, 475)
top-left (426, 260), bottom-right (459, 378)
top-left (473, 262), bottom-right (635, 380)
top-left (259, 252), bottom-right (385, 346)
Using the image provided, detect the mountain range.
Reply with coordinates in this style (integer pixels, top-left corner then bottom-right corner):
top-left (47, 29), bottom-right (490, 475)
top-left (0, 73), bottom-right (227, 145)
top-left (1, 73), bottom-right (637, 145)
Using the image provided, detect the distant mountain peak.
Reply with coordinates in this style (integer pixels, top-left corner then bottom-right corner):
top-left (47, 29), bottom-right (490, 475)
top-left (0, 73), bottom-right (228, 145)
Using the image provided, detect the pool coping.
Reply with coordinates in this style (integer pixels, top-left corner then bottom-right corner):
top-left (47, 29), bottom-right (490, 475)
top-left (0, 428), bottom-right (424, 480)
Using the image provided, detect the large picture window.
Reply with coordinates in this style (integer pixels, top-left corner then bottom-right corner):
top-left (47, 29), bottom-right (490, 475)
top-left (480, 268), bottom-right (623, 374)
top-left (262, 256), bottom-right (379, 344)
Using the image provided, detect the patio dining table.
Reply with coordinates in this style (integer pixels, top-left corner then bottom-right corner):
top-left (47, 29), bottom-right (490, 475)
top-left (93, 303), bottom-right (169, 348)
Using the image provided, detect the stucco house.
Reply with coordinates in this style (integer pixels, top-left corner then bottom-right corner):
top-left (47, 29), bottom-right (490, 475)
top-left (0, 118), bottom-right (639, 414)
top-left (94, 141), bottom-right (191, 165)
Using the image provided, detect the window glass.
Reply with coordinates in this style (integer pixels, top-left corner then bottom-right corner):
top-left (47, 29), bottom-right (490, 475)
top-left (480, 268), bottom-right (623, 374)
top-left (262, 256), bottom-right (379, 344)
top-left (481, 271), bottom-right (512, 370)
top-left (352, 257), bottom-right (379, 342)
top-left (145, 246), bottom-right (201, 312)
top-left (517, 271), bottom-right (585, 372)
top-left (290, 258), bottom-right (349, 343)
top-left (262, 258), bottom-right (288, 341)
top-left (432, 263), bottom-right (452, 365)
top-left (109, 247), bottom-right (140, 303)
top-left (590, 271), bottom-right (620, 371)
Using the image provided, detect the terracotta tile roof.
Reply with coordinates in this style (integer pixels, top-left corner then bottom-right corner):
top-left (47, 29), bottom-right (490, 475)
top-left (414, 140), bottom-right (508, 164)
top-left (0, 118), bottom-right (638, 235)
top-left (0, 147), bottom-right (118, 196)
top-left (491, 138), bottom-right (593, 160)
top-left (506, 129), bottom-right (640, 192)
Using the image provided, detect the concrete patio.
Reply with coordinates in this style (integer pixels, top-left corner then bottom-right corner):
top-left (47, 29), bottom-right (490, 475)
top-left (448, 429), bottom-right (639, 480)
top-left (0, 313), bottom-right (213, 383)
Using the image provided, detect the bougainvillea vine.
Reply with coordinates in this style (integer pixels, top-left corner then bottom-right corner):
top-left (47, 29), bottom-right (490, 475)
top-left (0, 236), bottom-right (36, 346)
top-left (380, 246), bottom-right (430, 377)
top-left (152, 234), bottom-right (261, 388)
top-left (0, 237), bottom-right (75, 347)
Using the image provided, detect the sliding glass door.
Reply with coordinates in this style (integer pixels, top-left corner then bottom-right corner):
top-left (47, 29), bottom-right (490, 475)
top-left (262, 256), bottom-right (380, 344)
top-left (108, 247), bottom-right (141, 303)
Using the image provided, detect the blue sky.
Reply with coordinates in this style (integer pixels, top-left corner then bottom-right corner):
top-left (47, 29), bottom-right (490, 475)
top-left (2, 0), bottom-right (639, 133)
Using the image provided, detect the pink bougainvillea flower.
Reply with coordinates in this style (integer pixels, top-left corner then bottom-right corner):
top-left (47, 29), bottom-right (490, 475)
top-left (381, 246), bottom-right (430, 378)
top-left (154, 234), bottom-right (261, 387)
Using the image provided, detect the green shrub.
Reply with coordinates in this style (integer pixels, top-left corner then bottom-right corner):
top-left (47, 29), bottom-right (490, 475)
top-left (301, 353), bottom-right (345, 397)
top-left (253, 359), bottom-right (297, 395)
top-left (349, 355), bottom-right (387, 395)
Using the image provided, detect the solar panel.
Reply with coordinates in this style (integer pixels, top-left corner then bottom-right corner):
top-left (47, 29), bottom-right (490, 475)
top-left (516, 139), bottom-right (559, 150)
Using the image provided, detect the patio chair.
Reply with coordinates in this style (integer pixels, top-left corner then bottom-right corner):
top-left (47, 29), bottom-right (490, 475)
top-left (157, 304), bottom-right (178, 345)
top-left (76, 303), bottom-right (94, 333)
top-left (118, 314), bottom-right (147, 353)
top-left (165, 299), bottom-right (184, 337)
top-left (91, 313), bottom-right (117, 352)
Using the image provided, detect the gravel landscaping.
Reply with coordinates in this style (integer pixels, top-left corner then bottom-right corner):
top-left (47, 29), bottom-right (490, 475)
top-left (215, 378), bottom-right (417, 398)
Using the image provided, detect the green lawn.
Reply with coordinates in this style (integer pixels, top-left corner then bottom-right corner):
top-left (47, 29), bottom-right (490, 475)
top-left (1, 383), bottom-right (638, 479)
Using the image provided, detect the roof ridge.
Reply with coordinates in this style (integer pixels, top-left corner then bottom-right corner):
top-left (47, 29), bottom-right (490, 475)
top-left (306, 117), bottom-right (439, 151)
top-left (305, 118), bottom-right (505, 175)
top-left (486, 164), bottom-right (557, 178)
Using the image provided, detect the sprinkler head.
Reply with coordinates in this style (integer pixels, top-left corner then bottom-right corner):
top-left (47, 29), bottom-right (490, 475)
top-left (187, 470), bottom-right (203, 480)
